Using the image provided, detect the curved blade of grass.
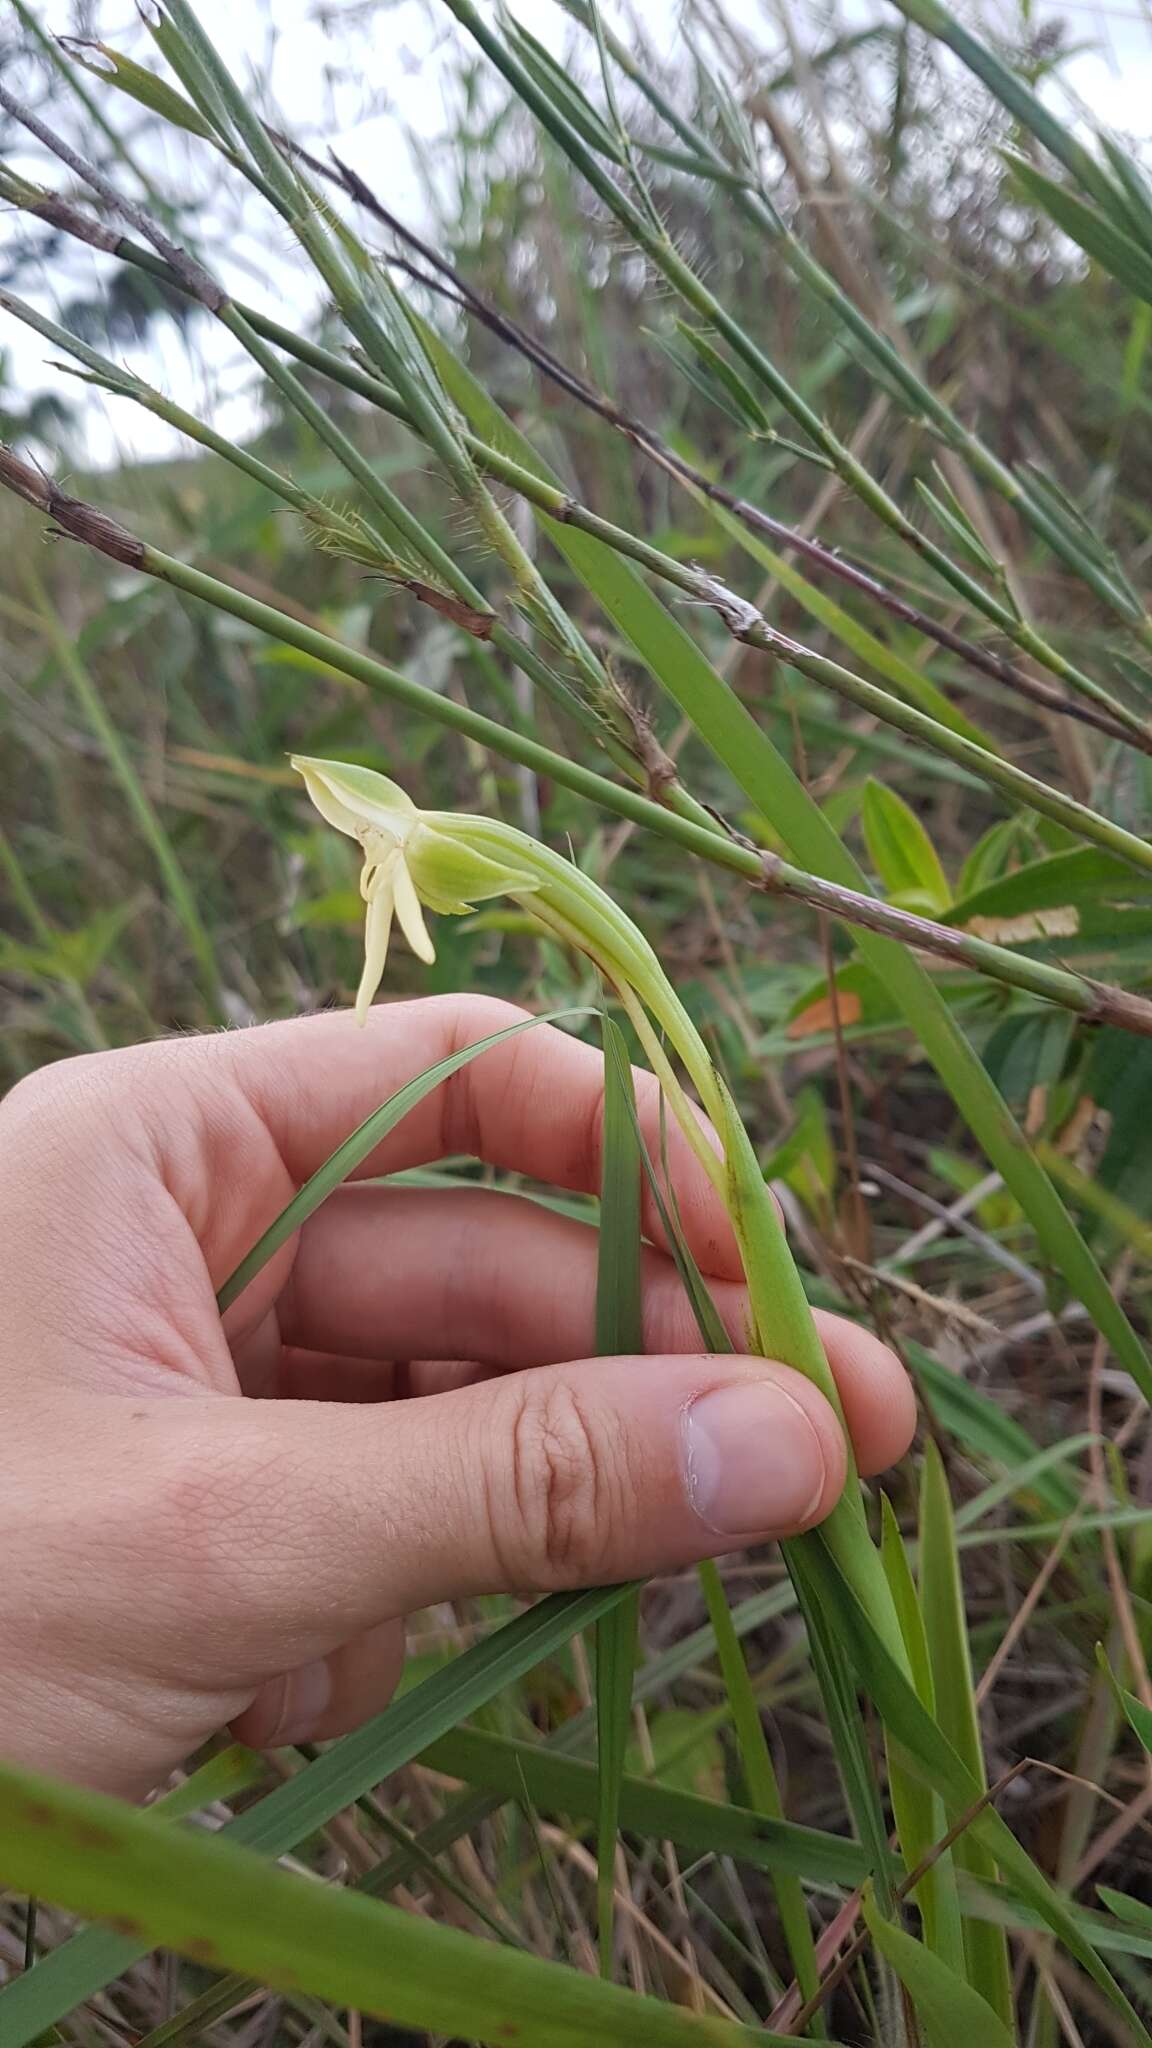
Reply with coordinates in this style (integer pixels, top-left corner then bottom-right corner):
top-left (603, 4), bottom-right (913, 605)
top-left (919, 1444), bottom-right (1013, 2023)
top-left (879, 1498), bottom-right (964, 1970)
top-left (0, 1759), bottom-right (820, 2048)
top-left (593, 1017), bottom-right (643, 1978)
top-left (420, 1724), bottom-right (881, 1889)
top-left (217, 1008), bottom-right (592, 1310)
top-left (861, 1884), bottom-right (1016, 2048)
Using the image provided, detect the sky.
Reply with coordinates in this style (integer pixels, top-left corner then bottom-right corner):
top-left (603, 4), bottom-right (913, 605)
top-left (3, 0), bottom-right (1152, 464)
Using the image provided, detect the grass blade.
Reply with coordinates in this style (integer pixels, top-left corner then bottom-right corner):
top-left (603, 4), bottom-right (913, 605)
top-left (0, 1758), bottom-right (819, 2048)
top-left (217, 1008), bottom-right (592, 1310)
top-left (880, 1498), bottom-right (964, 1971)
top-left (919, 1444), bottom-right (1014, 2024)
top-left (593, 1016), bottom-right (643, 1978)
top-left (0, 1586), bottom-right (632, 2045)
top-left (861, 1884), bottom-right (1015, 2047)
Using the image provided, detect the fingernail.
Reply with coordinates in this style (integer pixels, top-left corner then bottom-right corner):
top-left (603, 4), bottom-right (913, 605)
top-left (683, 1381), bottom-right (827, 1534)
top-left (273, 1658), bottom-right (332, 1744)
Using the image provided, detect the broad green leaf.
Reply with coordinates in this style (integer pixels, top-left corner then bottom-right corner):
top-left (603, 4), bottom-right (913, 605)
top-left (948, 847), bottom-right (1152, 935)
top-left (958, 818), bottom-right (1030, 900)
top-left (979, 1009), bottom-right (1073, 1113)
top-left (862, 1885), bottom-right (1015, 2048)
top-left (919, 1444), bottom-right (1014, 2025)
top-left (0, 1757), bottom-right (800, 2048)
top-left (862, 779), bottom-right (951, 913)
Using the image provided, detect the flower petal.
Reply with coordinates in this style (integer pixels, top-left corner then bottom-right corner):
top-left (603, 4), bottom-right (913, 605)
top-left (291, 755), bottom-right (417, 837)
top-left (392, 853), bottom-right (437, 965)
top-left (355, 859), bottom-right (396, 1025)
top-left (407, 823), bottom-right (540, 913)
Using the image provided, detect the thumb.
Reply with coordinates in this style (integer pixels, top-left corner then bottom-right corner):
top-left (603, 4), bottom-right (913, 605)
top-left (183, 1354), bottom-right (847, 1667)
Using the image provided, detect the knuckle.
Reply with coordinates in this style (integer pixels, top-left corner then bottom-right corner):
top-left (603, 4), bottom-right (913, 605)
top-left (504, 1378), bottom-right (616, 1587)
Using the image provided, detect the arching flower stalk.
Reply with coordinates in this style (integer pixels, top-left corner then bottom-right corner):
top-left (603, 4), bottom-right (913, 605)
top-left (292, 755), bottom-right (905, 1662)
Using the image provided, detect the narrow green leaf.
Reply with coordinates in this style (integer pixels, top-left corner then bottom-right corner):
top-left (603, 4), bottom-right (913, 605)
top-left (698, 1561), bottom-right (823, 2018)
top-left (799, 1533), bottom-right (1151, 2041)
top-left (919, 1444), bottom-right (1014, 2024)
top-left (1008, 151), bottom-right (1152, 309)
top-left (862, 1885), bottom-right (1015, 2047)
top-left (501, 11), bottom-right (626, 164)
top-left (916, 477), bottom-right (1002, 581)
top-left (880, 1500), bottom-right (964, 1971)
top-left (60, 40), bottom-right (214, 137)
top-left (218, 1009), bottom-right (591, 1310)
top-left (593, 1017), bottom-right (643, 1977)
top-left (0, 1585), bottom-right (631, 2044)
top-left (0, 1759), bottom-right (802, 2048)
top-left (421, 1724), bottom-right (879, 1888)
top-left (1096, 1649), bottom-right (1152, 1757)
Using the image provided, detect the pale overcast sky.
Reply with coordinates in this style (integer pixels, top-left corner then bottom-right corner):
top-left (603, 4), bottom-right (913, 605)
top-left (4, 0), bottom-right (1152, 463)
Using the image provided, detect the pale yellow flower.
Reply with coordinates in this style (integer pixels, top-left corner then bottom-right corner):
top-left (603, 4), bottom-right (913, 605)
top-left (291, 755), bottom-right (537, 1023)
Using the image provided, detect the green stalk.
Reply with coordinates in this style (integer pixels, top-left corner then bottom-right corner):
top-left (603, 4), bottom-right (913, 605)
top-left (14, 279), bottom-right (1150, 894)
top-left (443, 0), bottom-right (1149, 728)
top-left (19, 564), bottom-right (223, 1021)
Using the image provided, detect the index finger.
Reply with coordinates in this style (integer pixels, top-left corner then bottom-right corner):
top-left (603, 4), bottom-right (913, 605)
top-left (222, 994), bottom-right (741, 1281)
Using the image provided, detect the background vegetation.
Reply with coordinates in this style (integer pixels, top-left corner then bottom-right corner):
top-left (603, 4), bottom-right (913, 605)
top-left (4, 0), bottom-right (1152, 2041)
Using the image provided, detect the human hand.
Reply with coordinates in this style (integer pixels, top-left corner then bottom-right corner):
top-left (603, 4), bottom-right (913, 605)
top-left (0, 996), bottom-right (914, 1797)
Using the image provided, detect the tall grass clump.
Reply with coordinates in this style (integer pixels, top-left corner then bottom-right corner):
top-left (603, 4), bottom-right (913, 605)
top-left (4, 0), bottom-right (1152, 2042)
